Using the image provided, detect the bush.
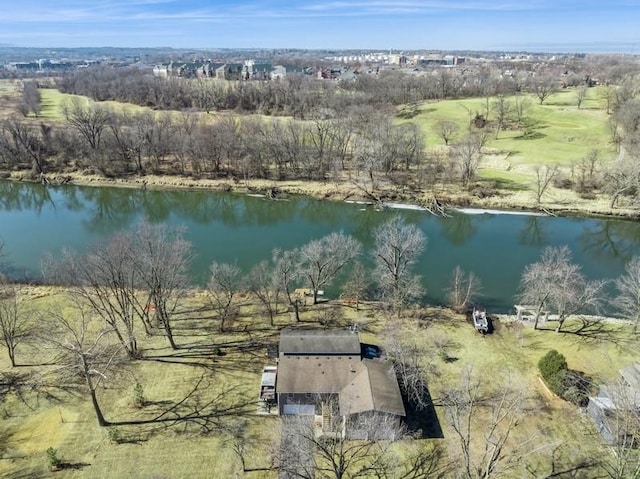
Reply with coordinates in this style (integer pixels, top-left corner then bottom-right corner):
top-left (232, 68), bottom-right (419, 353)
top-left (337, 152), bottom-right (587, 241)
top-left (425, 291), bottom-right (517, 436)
top-left (108, 426), bottom-right (123, 444)
top-left (538, 349), bottom-right (568, 396)
top-left (133, 382), bottom-right (145, 408)
top-left (46, 447), bottom-right (62, 470)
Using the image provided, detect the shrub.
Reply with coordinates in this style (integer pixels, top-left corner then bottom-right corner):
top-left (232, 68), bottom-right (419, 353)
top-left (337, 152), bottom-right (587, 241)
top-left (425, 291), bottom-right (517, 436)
top-left (46, 447), bottom-right (62, 470)
top-left (133, 382), bottom-right (146, 408)
top-left (538, 349), bottom-right (568, 396)
top-left (108, 426), bottom-right (123, 444)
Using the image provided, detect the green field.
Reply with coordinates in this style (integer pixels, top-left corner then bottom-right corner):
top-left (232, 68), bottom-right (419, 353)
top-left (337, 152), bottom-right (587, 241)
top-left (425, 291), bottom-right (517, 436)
top-left (402, 87), bottom-right (611, 171)
top-left (1, 286), bottom-right (635, 478)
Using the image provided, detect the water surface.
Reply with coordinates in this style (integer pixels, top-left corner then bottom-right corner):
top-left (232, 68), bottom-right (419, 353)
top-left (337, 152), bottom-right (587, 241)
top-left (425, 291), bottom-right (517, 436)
top-left (1, 180), bottom-right (638, 312)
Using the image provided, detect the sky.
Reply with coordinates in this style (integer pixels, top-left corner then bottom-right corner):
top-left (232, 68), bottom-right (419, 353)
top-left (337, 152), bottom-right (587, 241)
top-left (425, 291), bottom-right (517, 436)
top-left (1, 0), bottom-right (639, 53)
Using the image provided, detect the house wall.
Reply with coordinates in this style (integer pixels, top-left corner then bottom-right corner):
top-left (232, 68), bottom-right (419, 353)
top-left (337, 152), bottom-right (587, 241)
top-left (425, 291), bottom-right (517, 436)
top-left (278, 393), bottom-right (334, 415)
top-left (586, 399), bottom-right (615, 445)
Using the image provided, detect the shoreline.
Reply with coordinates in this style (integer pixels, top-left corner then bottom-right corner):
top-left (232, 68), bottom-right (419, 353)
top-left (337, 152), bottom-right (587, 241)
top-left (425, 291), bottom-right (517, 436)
top-left (4, 170), bottom-right (639, 220)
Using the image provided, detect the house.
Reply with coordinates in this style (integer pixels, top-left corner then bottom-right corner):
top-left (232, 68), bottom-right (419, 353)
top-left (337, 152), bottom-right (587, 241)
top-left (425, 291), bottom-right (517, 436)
top-left (587, 363), bottom-right (640, 445)
top-left (243, 59), bottom-right (273, 80)
top-left (215, 63), bottom-right (243, 81)
top-left (275, 329), bottom-right (405, 437)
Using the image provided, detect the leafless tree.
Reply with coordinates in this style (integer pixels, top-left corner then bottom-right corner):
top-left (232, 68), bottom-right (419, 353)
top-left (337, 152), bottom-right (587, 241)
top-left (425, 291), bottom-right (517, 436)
top-left (0, 118), bottom-right (48, 174)
top-left (492, 95), bottom-right (512, 139)
top-left (519, 246), bottom-right (572, 330)
top-left (434, 119), bottom-right (460, 146)
top-left (341, 261), bottom-right (370, 311)
top-left (604, 150), bottom-right (640, 209)
top-left (576, 85), bottom-right (589, 109)
top-left (0, 288), bottom-right (34, 367)
top-left (442, 368), bottom-right (531, 479)
top-left (532, 164), bottom-right (559, 206)
top-left (576, 148), bottom-right (601, 192)
top-left (512, 95), bottom-right (530, 130)
top-left (298, 232), bottom-right (361, 305)
top-left (452, 133), bottom-right (484, 187)
top-left (63, 99), bottom-right (111, 151)
top-left (272, 248), bottom-right (300, 321)
top-left (45, 234), bottom-right (142, 358)
top-left (277, 402), bottom-right (407, 479)
top-left (130, 222), bottom-right (192, 349)
top-left (20, 81), bottom-right (41, 118)
top-left (518, 246), bottom-right (607, 332)
top-left (447, 266), bottom-right (482, 313)
top-left (246, 260), bottom-right (281, 326)
top-left (385, 333), bottom-right (432, 411)
top-left (373, 217), bottom-right (426, 315)
top-left (208, 261), bottom-right (243, 332)
top-left (529, 75), bottom-right (558, 105)
top-left (44, 305), bottom-right (123, 426)
top-left (614, 256), bottom-right (640, 333)
top-left (598, 380), bottom-right (640, 479)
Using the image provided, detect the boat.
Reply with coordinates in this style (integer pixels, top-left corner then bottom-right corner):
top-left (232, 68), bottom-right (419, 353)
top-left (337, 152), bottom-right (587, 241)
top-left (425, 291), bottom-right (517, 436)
top-left (472, 307), bottom-right (489, 334)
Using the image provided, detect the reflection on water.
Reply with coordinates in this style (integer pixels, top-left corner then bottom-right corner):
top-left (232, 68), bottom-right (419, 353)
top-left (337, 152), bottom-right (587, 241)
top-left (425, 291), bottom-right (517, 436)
top-left (0, 180), bottom-right (639, 311)
top-left (580, 219), bottom-right (640, 263)
top-left (518, 216), bottom-right (548, 247)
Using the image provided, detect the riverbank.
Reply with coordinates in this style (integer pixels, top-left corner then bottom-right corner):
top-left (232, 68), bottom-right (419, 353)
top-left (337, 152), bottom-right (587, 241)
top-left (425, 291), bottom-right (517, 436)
top-left (9, 169), bottom-right (638, 220)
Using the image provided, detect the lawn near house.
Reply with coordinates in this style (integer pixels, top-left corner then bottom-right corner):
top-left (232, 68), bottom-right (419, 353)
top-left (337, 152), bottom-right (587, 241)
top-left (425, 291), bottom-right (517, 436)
top-left (1, 285), bottom-right (637, 478)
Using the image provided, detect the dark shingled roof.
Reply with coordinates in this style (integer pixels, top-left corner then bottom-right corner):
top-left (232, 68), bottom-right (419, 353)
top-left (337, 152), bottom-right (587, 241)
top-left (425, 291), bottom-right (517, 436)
top-left (276, 330), bottom-right (405, 417)
top-left (340, 360), bottom-right (405, 416)
top-left (279, 329), bottom-right (361, 356)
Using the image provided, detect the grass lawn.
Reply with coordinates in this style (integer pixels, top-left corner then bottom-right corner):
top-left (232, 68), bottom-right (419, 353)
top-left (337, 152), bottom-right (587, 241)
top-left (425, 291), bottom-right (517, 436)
top-left (3, 285), bottom-right (634, 478)
top-left (403, 87), bottom-right (612, 170)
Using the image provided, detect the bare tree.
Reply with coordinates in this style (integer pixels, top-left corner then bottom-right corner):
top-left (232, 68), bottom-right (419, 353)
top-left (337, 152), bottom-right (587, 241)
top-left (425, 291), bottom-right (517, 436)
top-left (614, 256), bottom-right (640, 333)
top-left (341, 261), bottom-right (370, 311)
top-left (442, 369), bottom-right (531, 479)
top-left (512, 95), bottom-right (530, 130)
top-left (447, 266), bottom-right (482, 313)
top-left (208, 262), bottom-right (243, 332)
top-left (434, 119), bottom-right (459, 146)
top-left (45, 234), bottom-right (142, 359)
top-left (44, 305), bottom-right (123, 426)
top-left (1, 118), bottom-right (48, 174)
top-left (529, 75), bottom-right (558, 105)
top-left (272, 248), bottom-right (300, 321)
top-left (604, 150), bottom-right (640, 209)
top-left (492, 95), bottom-right (512, 139)
top-left (385, 332), bottom-right (431, 411)
top-left (576, 85), bottom-right (589, 109)
top-left (599, 380), bottom-right (640, 479)
top-left (532, 164), bottom-right (559, 206)
top-left (0, 288), bottom-right (33, 367)
top-left (20, 81), bottom-right (41, 118)
top-left (373, 217), bottom-right (426, 314)
top-left (519, 246), bottom-right (607, 332)
top-left (277, 402), bottom-right (407, 479)
top-left (63, 99), bottom-right (111, 151)
top-left (246, 260), bottom-right (281, 326)
top-left (453, 133), bottom-right (484, 187)
top-left (298, 232), bottom-right (361, 305)
top-left (130, 222), bottom-right (192, 350)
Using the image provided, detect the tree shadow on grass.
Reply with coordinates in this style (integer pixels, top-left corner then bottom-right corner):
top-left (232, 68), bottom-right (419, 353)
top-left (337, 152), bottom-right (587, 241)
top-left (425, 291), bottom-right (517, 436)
top-left (486, 177), bottom-right (528, 192)
top-left (404, 386), bottom-right (444, 439)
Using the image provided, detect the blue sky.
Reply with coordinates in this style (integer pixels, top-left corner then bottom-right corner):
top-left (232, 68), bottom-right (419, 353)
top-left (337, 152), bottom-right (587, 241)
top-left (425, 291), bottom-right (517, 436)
top-left (1, 1), bottom-right (639, 52)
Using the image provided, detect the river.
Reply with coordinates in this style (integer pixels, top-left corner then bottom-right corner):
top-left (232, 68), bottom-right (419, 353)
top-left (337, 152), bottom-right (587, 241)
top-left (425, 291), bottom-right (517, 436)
top-left (1, 180), bottom-right (639, 312)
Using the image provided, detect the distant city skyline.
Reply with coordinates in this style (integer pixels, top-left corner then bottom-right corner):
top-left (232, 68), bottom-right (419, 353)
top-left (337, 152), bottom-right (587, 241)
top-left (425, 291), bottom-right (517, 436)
top-left (1, 1), bottom-right (639, 54)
